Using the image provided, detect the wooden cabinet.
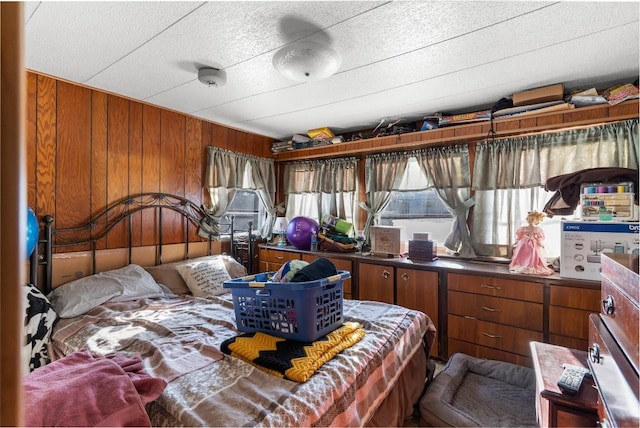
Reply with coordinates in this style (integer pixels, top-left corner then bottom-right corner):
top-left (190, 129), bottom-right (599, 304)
top-left (396, 267), bottom-right (439, 357)
top-left (530, 341), bottom-right (598, 427)
top-left (447, 273), bottom-right (543, 367)
top-left (259, 247), bottom-right (300, 272)
top-left (301, 254), bottom-right (353, 299)
top-left (358, 262), bottom-right (394, 304)
top-left (548, 284), bottom-right (600, 351)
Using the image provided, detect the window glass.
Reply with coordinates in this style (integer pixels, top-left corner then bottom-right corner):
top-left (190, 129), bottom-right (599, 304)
top-left (225, 189), bottom-right (263, 234)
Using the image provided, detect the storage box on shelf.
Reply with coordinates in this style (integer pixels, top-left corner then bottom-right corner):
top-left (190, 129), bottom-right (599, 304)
top-left (447, 273), bottom-right (544, 367)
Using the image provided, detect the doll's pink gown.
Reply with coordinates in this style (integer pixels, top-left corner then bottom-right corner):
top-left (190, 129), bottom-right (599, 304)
top-left (509, 225), bottom-right (554, 275)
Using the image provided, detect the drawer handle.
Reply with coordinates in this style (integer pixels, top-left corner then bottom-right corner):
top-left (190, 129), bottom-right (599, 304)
top-left (589, 343), bottom-right (601, 364)
top-left (481, 284), bottom-right (501, 290)
top-left (275, 256), bottom-right (284, 260)
top-left (401, 273), bottom-right (409, 281)
top-left (464, 315), bottom-right (477, 320)
top-left (482, 332), bottom-right (502, 339)
top-left (382, 270), bottom-right (390, 279)
top-left (481, 306), bottom-right (500, 313)
top-left (597, 419), bottom-right (611, 428)
top-left (602, 295), bottom-right (615, 315)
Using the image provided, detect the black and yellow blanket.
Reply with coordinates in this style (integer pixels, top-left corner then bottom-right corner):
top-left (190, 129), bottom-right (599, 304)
top-left (220, 322), bottom-right (365, 382)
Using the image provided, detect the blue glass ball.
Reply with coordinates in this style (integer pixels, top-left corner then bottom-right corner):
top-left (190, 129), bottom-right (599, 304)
top-left (26, 207), bottom-right (39, 258)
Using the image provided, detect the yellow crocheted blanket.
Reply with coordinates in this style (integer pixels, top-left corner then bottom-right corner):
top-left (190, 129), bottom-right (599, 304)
top-left (220, 322), bottom-right (365, 382)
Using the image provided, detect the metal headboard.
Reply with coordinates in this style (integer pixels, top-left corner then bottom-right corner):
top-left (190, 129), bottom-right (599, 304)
top-left (29, 192), bottom-right (255, 294)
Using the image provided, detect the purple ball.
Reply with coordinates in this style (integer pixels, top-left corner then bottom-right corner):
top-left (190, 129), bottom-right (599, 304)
top-left (286, 216), bottom-right (319, 250)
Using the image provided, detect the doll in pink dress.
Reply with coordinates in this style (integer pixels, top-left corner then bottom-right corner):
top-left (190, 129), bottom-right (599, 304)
top-left (509, 211), bottom-right (554, 275)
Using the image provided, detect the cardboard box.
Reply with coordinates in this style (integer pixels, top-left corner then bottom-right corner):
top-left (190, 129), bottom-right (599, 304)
top-left (370, 226), bottom-right (404, 256)
top-left (560, 221), bottom-right (640, 280)
top-left (512, 83), bottom-right (564, 106)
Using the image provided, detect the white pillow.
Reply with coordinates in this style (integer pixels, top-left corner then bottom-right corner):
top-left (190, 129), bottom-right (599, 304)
top-left (106, 264), bottom-right (167, 302)
top-left (48, 264), bottom-right (166, 318)
top-left (175, 257), bottom-right (232, 298)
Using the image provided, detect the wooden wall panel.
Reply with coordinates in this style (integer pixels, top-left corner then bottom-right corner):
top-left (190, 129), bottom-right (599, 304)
top-left (35, 75), bottom-right (57, 224)
top-left (129, 101), bottom-right (144, 247)
top-left (107, 95), bottom-right (130, 249)
top-left (91, 91), bottom-right (108, 249)
top-left (26, 73), bottom-right (37, 208)
top-left (160, 110), bottom-right (186, 244)
top-left (186, 117), bottom-right (203, 241)
top-left (141, 105), bottom-right (161, 247)
top-left (56, 81), bottom-right (92, 250)
top-left (26, 71), bottom-right (274, 253)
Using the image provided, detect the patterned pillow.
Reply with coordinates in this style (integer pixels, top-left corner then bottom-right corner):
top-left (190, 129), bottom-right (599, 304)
top-left (23, 284), bottom-right (57, 373)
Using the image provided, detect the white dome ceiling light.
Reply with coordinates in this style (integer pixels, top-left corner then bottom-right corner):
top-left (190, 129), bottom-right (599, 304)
top-left (198, 67), bottom-right (226, 87)
top-left (273, 40), bottom-right (341, 82)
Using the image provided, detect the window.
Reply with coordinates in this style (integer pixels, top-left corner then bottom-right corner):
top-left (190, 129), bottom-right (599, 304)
top-left (224, 189), bottom-right (264, 234)
top-left (379, 158), bottom-right (455, 246)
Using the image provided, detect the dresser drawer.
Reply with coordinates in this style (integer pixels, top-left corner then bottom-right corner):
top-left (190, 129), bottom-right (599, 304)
top-left (448, 314), bottom-right (543, 357)
top-left (448, 338), bottom-right (532, 367)
top-left (302, 254), bottom-right (353, 297)
top-left (600, 275), bottom-right (639, 374)
top-left (588, 314), bottom-right (639, 428)
top-left (448, 290), bottom-right (542, 330)
top-left (549, 285), bottom-right (600, 311)
top-left (548, 306), bottom-right (593, 341)
top-left (448, 273), bottom-right (543, 303)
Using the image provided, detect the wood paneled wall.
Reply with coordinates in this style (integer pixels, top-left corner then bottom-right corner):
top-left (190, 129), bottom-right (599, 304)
top-left (25, 71), bottom-right (274, 251)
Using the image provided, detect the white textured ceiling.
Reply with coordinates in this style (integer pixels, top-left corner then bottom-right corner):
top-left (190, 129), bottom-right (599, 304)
top-left (24, 1), bottom-right (640, 141)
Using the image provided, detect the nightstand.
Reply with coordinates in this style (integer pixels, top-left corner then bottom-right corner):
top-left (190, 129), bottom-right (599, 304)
top-left (530, 341), bottom-right (599, 427)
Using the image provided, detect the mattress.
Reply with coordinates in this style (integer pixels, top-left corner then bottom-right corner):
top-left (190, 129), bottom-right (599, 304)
top-left (50, 293), bottom-right (435, 427)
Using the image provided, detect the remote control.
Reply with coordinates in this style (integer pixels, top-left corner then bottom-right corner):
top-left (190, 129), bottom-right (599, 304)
top-left (557, 364), bottom-right (589, 395)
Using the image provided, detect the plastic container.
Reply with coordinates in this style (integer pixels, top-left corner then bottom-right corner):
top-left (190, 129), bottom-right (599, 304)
top-left (223, 271), bottom-right (350, 342)
top-left (579, 181), bottom-right (634, 221)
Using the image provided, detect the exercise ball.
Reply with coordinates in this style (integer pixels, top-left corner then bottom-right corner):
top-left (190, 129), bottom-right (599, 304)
top-left (26, 207), bottom-right (39, 258)
top-left (286, 216), bottom-right (319, 250)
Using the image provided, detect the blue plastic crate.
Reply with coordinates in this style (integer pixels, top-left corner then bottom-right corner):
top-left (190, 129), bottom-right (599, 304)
top-left (223, 271), bottom-right (350, 342)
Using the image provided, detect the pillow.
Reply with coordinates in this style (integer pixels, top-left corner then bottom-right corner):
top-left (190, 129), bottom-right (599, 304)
top-left (48, 264), bottom-right (166, 318)
top-left (23, 284), bottom-right (57, 374)
top-left (175, 257), bottom-right (232, 298)
top-left (144, 255), bottom-right (248, 295)
top-left (144, 263), bottom-right (190, 295)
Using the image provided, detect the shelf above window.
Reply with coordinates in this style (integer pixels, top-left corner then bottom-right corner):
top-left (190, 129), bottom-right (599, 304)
top-left (273, 99), bottom-right (638, 162)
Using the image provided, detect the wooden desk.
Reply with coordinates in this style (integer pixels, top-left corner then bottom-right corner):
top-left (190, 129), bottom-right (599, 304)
top-left (530, 341), bottom-right (598, 427)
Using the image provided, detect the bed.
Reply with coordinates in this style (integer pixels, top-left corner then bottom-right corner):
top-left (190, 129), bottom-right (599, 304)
top-left (25, 193), bottom-right (436, 427)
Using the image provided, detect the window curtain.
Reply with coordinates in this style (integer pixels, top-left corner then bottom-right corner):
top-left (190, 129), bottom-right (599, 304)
top-left (414, 145), bottom-right (476, 258)
top-left (283, 157), bottom-right (358, 227)
top-left (472, 119), bottom-right (639, 257)
top-left (200, 146), bottom-right (276, 240)
top-left (361, 153), bottom-right (409, 240)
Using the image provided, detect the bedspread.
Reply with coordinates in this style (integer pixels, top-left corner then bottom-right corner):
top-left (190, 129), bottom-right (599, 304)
top-left (50, 294), bottom-right (434, 427)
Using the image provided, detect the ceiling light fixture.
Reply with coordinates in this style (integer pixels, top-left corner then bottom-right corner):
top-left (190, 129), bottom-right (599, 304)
top-left (198, 67), bottom-right (226, 87)
top-left (273, 40), bottom-right (341, 82)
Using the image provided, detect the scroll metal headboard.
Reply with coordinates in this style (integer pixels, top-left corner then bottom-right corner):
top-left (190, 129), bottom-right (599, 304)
top-left (29, 192), bottom-right (253, 294)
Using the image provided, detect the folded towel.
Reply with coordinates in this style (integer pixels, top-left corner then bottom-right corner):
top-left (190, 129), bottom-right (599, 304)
top-left (221, 322), bottom-right (365, 382)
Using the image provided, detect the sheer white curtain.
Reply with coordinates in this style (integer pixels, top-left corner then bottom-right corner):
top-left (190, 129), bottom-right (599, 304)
top-left (200, 146), bottom-right (276, 239)
top-left (472, 119), bottom-right (639, 257)
top-left (283, 157), bottom-right (358, 227)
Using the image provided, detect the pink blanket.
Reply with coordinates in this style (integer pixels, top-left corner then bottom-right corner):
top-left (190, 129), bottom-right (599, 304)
top-left (24, 349), bottom-right (167, 427)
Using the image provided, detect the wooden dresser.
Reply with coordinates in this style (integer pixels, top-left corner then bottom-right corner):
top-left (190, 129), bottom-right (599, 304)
top-left (588, 253), bottom-right (639, 427)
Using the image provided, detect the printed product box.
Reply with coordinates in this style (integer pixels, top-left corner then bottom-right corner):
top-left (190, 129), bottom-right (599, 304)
top-left (370, 226), bottom-right (404, 256)
top-left (512, 83), bottom-right (564, 106)
top-left (560, 221), bottom-right (640, 280)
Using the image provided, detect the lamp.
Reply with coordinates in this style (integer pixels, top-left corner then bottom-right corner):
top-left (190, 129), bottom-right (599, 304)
top-left (273, 217), bottom-right (289, 247)
top-left (272, 40), bottom-right (341, 82)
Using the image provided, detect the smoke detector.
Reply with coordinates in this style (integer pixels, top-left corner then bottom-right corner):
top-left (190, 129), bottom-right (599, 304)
top-left (198, 67), bottom-right (226, 87)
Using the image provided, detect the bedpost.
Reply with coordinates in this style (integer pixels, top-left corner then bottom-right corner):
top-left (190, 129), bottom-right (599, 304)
top-left (42, 215), bottom-right (54, 294)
